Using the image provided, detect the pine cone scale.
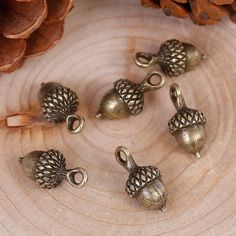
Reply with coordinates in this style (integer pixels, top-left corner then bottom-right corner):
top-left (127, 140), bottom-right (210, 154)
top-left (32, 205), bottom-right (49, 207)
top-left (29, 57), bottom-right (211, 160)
top-left (46, 0), bottom-right (74, 23)
top-left (0, 0), bottom-right (74, 72)
top-left (2, 0), bottom-right (48, 39)
top-left (0, 36), bottom-right (26, 71)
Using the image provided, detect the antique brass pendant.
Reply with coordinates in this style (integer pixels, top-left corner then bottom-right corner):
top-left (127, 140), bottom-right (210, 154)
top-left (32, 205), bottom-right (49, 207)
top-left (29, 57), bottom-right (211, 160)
top-left (115, 146), bottom-right (167, 212)
top-left (19, 149), bottom-right (88, 189)
top-left (96, 70), bottom-right (165, 119)
top-left (134, 39), bottom-right (205, 77)
top-left (39, 82), bottom-right (85, 134)
top-left (168, 83), bottom-right (206, 159)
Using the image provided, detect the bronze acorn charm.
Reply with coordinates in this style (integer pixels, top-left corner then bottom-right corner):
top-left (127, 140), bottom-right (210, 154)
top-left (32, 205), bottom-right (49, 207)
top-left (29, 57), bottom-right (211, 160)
top-left (115, 146), bottom-right (167, 212)
top-left (134, 39), bottom-right (205, 77)
top-left (168, 83), bottom-right (206, 159)
top-left (19, 149), bottom-right (88, 189)
top-left (39, 82), bottom-right (85, 134)
top-left (96, 70), bottom-right (165, 119)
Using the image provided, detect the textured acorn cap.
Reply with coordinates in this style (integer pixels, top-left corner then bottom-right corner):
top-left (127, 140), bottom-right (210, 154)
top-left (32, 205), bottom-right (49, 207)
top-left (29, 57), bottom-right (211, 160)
top-left (35, 149), bottom-right (66, 189)
top-left (126, 166), bottom-right (160, 198)
top-left (168, 107), bottom-right (206, 135)
top-left (114, 79), bottom-right (144, 116)
top-left (42, 85), bottom-right (79, 123)
top-left (158, 39), bottom-right (186, 77)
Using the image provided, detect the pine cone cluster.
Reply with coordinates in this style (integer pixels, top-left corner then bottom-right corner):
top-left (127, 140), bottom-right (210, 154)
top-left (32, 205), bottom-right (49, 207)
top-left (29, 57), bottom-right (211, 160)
top-left (141, 0), bottom-right (236, 25)
top-left (0, 0), bottom-right (74, 73)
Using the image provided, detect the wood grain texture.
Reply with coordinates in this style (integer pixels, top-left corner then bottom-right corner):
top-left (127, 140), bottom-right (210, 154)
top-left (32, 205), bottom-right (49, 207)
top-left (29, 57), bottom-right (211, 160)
top-left (0, 0), bottom-right (236, 235)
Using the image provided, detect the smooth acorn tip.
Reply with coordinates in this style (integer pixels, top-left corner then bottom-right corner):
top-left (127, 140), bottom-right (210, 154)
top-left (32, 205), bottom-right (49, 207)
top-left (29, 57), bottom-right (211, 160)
top-left (201, 53), bottom-right (206, 60)
top-left (18, 157), bottom-right (23, 164)
top-left (195, 151), bottom-right (201, 159)
top-left (96, 112), bottom-right (103, 119)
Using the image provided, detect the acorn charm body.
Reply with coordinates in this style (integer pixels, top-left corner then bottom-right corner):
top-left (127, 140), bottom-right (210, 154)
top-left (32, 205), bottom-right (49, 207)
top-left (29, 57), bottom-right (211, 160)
top-left (19, 149), bottom-right (88, 189)
top-left (168, 83), bottom-right (206, 159)
top-left (39, 82), bottom-right (85, 134)
top-left (96, 70), bottom-right (165, 119)
top-left (134, 39), bottom-right (205, 77)
top-left (115, 146), bottom-right (167, 211)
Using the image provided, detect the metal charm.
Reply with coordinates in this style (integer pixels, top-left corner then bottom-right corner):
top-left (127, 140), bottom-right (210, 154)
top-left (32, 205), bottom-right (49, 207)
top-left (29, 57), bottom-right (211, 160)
top-left (19, 149), bottom-right (88, 189)
top-left (168, 83), bottom-right (206, 159)
top-left (38, 82), bottom-right (85, 134)
top-left (134, 39), bottom-right (205, 77)
top-left (96, 70), bottom-right (165, 119)
top-left (115, 146), bottom-right (167, 212)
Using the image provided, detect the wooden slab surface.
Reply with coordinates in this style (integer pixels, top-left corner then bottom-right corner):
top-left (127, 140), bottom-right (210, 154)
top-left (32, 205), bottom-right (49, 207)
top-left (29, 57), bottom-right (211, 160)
top-left (0, 0), bottom-right (235, 235)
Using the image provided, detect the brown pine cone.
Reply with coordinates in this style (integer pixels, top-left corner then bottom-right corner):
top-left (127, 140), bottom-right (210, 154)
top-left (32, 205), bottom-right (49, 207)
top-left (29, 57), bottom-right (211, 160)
top-left (0, 0), bottom-right (74, 73)
top-left (141, 0), bottom-right (236, 25)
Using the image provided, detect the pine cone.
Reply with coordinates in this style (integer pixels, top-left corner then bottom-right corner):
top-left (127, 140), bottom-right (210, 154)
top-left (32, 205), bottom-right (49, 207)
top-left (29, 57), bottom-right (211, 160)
top-left (126, 165), bottom-right (160, 197)
top-left (0, 0), bottom-right (74, 73)
top-left (35, 149), bottom-right (66, 189)
top-left (141, 0), bottom-right (236, 25)
top-left (42, 85), bottom-right (79, 123)
top-left (168, 107), bottom-right (206, 135)
top-left (114, 79), bottom-right (144, 115)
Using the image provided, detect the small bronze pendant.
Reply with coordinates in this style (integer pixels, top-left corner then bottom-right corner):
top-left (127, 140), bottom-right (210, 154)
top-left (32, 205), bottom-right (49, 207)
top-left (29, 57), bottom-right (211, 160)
top-left (19, 149), bottom-right (88, 189)
top-left (39, 82), bottom-right (85, 134)
top-left (96, 70), bottom-right (165, 119)
top-left (115, 146), bottom-right (167, 212)
top-left (168, 83), bottom-right (206, 159)
top-left (134, 39), bottom-right (205, 77)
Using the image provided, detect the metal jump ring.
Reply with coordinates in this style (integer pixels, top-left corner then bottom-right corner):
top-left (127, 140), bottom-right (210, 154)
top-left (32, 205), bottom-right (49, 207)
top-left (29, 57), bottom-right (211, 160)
top-left (66, 114), bottom-right (85, 134)
top-left (170, 83), bottom-right (186, 110)
top-left (115, 146), bottom-right (137, 173)
top-left (134, 52), bottom-right (157, 68)
top-left (144, 70), bottom-right (165, 89)
top-left (66, 168), bottom-right (88, 188)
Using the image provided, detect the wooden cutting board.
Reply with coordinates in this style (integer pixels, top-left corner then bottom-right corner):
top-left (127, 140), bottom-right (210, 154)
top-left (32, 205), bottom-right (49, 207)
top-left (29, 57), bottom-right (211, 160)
top-left (0, 0), bottom-right (235, 235)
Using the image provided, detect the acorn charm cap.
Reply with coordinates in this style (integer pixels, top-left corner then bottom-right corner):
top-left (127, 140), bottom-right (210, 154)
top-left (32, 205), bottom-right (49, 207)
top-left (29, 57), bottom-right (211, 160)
top-left (19, 149), bottom-right (88, 189)
top-left (39, 82), bottom-right (85, 134)
top-left (134, 39), bottom-right (205, 77)
top-left (115, 146), bottom-right (167, 212)
top-left (168, 83), bottom-right (206, 159)
top-left (96, 70), bottom-right (165, 119)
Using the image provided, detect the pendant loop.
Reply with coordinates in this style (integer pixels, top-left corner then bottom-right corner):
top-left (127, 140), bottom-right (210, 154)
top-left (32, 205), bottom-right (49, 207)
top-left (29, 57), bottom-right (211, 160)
top-left (115, 146), bottom-right (138, 173)
top-left (170, 83), bottom-right (186, 110)
top-left (66, 168), bottom-right (88, 188)
top-left (140, 70), bottom-right (165, 92)
top-left (66, 114), bottom-right (85, 134)
top-left (134, 52), bottom-right (158, 68)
